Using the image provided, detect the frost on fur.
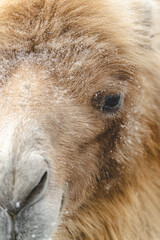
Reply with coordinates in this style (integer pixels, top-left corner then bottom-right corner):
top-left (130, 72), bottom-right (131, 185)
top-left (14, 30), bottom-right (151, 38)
top-left (0, 0), bottom-right (159, 240)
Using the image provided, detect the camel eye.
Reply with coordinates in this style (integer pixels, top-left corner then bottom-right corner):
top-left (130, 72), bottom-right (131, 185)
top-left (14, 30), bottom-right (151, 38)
top-left (102, 94), bottom-right (122, 113)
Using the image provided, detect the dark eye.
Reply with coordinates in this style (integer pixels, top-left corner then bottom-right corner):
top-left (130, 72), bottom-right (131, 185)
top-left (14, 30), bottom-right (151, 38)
top-left (102, 94), bottom-right (122, 113)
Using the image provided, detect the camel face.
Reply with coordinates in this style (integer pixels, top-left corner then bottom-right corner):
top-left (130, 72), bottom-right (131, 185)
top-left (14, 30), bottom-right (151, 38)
top-left (0, 0), bottom-right (159, 240)
top-left (0, 54), bottom-right (137, 239)
top-left (0, 62), bottom-right (106, 239)
top-left (0, 52), bottom-right (126, 239)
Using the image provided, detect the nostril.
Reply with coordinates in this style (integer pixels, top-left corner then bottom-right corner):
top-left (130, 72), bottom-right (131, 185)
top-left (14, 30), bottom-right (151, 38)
top-left (25, 171), bottom-right (48, 207)
top-left (0, 171), bottom-right (49, 216)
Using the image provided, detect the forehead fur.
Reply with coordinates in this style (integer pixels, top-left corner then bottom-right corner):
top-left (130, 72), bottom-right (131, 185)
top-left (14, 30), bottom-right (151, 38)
top-left (0, 0), bottom-right (150, 94)
top-left (0, 0), bottom-right (148, 55)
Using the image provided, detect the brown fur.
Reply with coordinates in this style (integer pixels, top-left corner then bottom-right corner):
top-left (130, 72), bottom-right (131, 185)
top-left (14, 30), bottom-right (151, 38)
top-left (0, 0), bottom-right (159, 239)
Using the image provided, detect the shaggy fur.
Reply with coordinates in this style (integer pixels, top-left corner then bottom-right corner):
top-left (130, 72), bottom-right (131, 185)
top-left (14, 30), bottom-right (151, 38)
top-left (0, 0), bottom-right (159, 239)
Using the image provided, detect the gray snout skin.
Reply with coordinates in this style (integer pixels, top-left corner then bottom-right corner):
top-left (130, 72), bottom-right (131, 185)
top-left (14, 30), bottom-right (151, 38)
top-left (0, 207), bottom-right (12, 240)
top-left (0, 193), bottom-right (63, 240)
top-left (0, 121), bottom-right (63, 240)
top-left (0, 159), bottom-right (63, 240)
top-left (0, 169), bottom-right (48, 239)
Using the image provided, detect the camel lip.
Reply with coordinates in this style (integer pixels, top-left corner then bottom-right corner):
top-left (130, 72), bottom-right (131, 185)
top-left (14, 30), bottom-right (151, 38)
top-left (0, 206), bottom-right (13, 239)
top-left (0, 188), bottom-right (63, 240)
